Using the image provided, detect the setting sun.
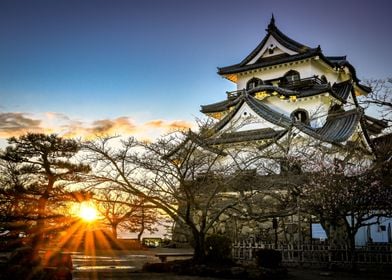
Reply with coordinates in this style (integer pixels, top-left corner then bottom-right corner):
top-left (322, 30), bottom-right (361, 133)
top-left (78, 202), bottom-right (98, 222)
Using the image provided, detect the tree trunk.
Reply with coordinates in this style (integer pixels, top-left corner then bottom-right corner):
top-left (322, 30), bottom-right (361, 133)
top-left (348, 231), bottom-right (357, 271)
top-left (137, 226), bottom-right (144, 242)
top-left (32, 194), bottom-right (48, 251)
top-left (192, 230), bottom-right (206, 263)
top-left (111, 224), bottom-right (118, 239)
top-left (137, 207), bottom-right (145, 242)
top-left (348, 215), bottom-right (357, 271)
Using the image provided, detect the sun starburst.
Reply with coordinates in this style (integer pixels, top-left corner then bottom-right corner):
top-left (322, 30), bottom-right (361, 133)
top-left (78, 202), bottom-right (98, 222)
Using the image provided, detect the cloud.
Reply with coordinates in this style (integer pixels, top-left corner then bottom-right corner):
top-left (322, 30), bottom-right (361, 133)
top-left (45, 112), bottom-right (70, 121)
top-left (145, 119), bottom-right (193, 130)
top-left (0, 111), bottom-right (195, 142)
top-left (0, 112), bottom-right (42, 138)
top-left (90, 117), bottom-right (138, 135)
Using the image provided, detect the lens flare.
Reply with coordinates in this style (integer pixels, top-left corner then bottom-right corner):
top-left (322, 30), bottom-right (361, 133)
top-left (79, 202), bottom-right (98, 222)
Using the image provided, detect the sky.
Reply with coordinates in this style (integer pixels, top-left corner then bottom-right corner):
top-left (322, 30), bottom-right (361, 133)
top-left (0, 0), bottom-right (391, 146)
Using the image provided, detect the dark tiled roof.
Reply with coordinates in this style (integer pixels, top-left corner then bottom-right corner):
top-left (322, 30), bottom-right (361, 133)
top-left (209, 91), bottom-right (292, 133)
top-left (210, 95), bottom-right (246, 132)
top-left (332, 80), bottom-right (353, 100)
top-left (325, 56), bottom-right (347, 63)
top-left (363, 115), bottom-right (388, 135)
top-left (206, 90), bottom-right (364, 145)
top-left (325, 56), bottom-right (367, 88)
top-left (357, 83), bottom-right (372, 93)
top-left (200, 95), bottom-right (242, 113)
top-left (218, 49), bottom-right (320, 75)
top-left (163, 130), bottom-right (227, 159)
top-left (238, 16), bottom-right (314, 67)
top-left (201, 81), bottom-right (351, 114)
top-left (216, 19), bottom-right (366, 91)
top-left (206, 128), bottom-right (286, 145)
top-left (245, 94), bottom-right (292, 128)
top-left (295, 109), bottom-right (362, 143)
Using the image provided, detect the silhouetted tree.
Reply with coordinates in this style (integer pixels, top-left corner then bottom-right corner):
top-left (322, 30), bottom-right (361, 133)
top-left (0, 133), bottom-right (90, 250)
top-left (93, 188), bottom-right (158, 239)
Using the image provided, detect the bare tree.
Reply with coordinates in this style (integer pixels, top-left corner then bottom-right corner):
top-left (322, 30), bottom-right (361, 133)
top-left (298, 142), bottom-right (392, 269)
top-left (361, 78), bottom-right (392, 124)
top-left (93, 188), bottom-right (158, 240)
top-left (84, 133), bottom-right (262, 262)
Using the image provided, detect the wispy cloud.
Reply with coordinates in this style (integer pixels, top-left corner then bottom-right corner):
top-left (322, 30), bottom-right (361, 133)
top-left (0, 112), bottom-right (43, 137)
top-left (145, 120), bottom-right (193, 130)
top-left (0, 112), bottom-right (194, 141)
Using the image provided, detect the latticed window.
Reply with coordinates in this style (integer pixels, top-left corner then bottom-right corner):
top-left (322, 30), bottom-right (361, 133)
top-left (246, 77), bottom-right (263, 90)
top-left (284, 70), bottom-right (300, 83)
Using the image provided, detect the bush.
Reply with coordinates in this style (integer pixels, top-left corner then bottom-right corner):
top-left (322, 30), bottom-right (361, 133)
top-left (205, 234), bottom-right (232, 263)
top-left (254, 248), bottom-right (282, 268)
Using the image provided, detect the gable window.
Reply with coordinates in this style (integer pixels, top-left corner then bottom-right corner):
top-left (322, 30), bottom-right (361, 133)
top-left (284, 70), bottom-right (300, 83)
top-left (291, 109), bottom-right (309, 124)
top-left (246, 78), bottom-right (263, 90)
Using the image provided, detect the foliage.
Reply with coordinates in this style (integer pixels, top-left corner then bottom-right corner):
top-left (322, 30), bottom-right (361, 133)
top-left (254, 248), bottom-right (282, 268)
top-left (205, 234), bottom-right (232, 263)
top-left (299, 152), bottom-right (392, 270)
top-left (0, 133), bottom-right (90, 250)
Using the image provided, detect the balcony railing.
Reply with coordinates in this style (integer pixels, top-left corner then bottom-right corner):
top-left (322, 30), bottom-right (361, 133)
top-left (279, 76), bottom-right (327, 90)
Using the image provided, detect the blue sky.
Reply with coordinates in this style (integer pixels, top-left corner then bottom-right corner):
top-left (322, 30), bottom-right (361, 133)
top-left (0, 0), bottom-right (391, 142)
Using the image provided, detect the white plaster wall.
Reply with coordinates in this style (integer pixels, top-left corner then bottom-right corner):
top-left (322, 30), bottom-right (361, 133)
top-left (220, 103), bottom-right (283, 132)
top-left (237, 60), bottom-right (313, 90)
top-left (219, 95), bottom-right (334, 133)
top-left (264, 95), bottom-right (332, 128)
top-left (310, 59), bottom-right (340, 84)
top-left (355, 217), bottom-right (392, 246)
top-left (238, 58), bottom-right (351, 90)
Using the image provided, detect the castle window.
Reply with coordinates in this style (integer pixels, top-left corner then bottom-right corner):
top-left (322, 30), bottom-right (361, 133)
top-left (291, 109), bottom-right (309, 124)
top-left (268, 44), bottom-right (276, 54)
top-left (284, 70), bottom-right (300, 83)
top-left (246, 78), bottom-right (263, 90)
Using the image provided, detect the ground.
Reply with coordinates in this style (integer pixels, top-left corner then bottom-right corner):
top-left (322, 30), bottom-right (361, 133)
top-left (70, 247), bottom-right (391, 280)
top-left (1, 247), bottom-right (391, 280)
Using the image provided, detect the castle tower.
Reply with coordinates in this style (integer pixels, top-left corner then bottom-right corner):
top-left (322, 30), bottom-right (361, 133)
top-left (200, 16), bottom-right (386, 152)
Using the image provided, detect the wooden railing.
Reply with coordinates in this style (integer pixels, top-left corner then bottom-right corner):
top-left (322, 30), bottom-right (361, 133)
top-left (232, 241), bottom-right (392, 265)
top-left (278, 76), bottom-right (326, 90)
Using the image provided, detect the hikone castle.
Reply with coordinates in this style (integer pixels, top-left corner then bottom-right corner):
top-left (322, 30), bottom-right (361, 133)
top-left (201, 15), bottom-right (385, 150)
top-left (173, 16), bottom-right (391, 246)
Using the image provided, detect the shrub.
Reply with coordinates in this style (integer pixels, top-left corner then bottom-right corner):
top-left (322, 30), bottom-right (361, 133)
top-left (205, 234), bottom-right (232, 263)
top-left (254, 248), bottom-right (282, 268)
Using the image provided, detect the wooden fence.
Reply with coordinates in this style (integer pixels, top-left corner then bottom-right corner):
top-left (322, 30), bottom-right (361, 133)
top-left (232, 241), bottom-right (392, 266)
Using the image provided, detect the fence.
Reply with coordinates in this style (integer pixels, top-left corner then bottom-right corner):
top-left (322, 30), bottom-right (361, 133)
top-left (232, 241), bottom-right (392, 266)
